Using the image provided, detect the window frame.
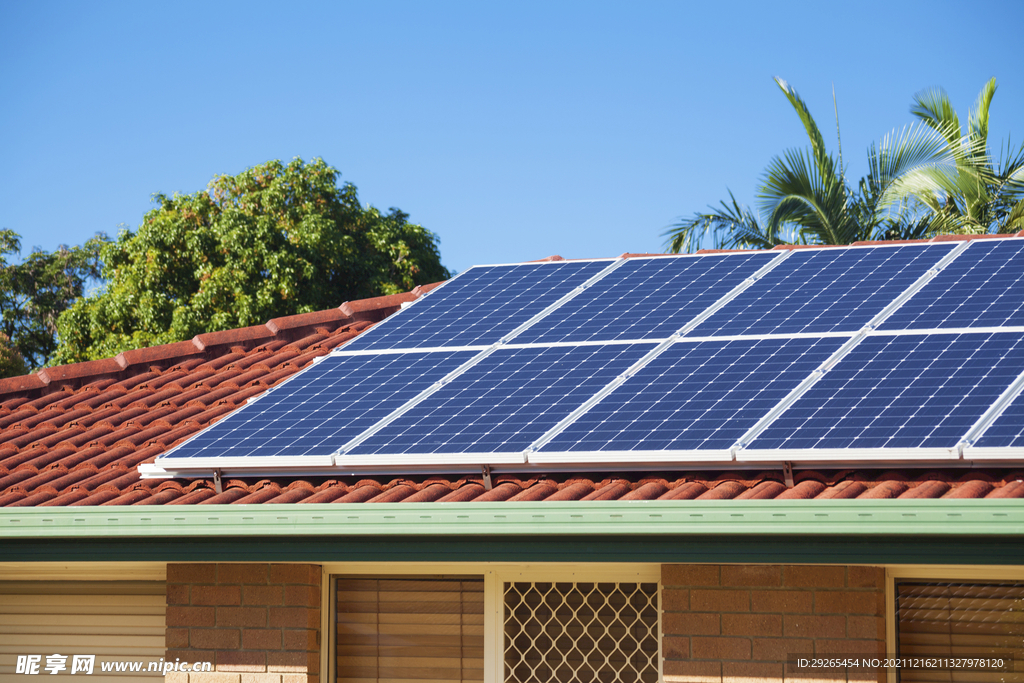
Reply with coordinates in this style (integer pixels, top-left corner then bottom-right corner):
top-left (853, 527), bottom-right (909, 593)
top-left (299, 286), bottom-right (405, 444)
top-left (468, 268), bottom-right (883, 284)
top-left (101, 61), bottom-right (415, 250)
top-left (321, 562), bottom-right (661, 683)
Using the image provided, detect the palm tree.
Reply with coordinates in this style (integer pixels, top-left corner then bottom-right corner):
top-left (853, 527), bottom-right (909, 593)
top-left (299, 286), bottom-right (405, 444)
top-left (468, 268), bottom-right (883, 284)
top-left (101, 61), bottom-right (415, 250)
top-left (665, 78), bottom-right (958, 252)
top-left (895, 78), bottom-right (1024, 234)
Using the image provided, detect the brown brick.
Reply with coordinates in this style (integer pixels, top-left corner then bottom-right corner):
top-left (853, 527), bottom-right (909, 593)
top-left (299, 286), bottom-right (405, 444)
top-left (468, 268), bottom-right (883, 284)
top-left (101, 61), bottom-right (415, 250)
top-left (784, 565), bottom-right (845, 588)
top-left (848, 566), bottom-right (884, 589)
top-left (813, 638), bottom-right (882, 656)
top-left (691, 589), bottom-right (749, 612)
top-left (663, 588), bottom-right (689, 611)
top-left (193, 585), bottom-right (242, 606)
top-left (722, 613), bottom-right (782, 637)
top-left (167, 563), bottom-right (217, 583)
top-left (815, 590), bottom-right (884, 616)
top-left (721, 565), bottom-right (781, 587)
top-left (847, 615), bottom-right (885, 640)
top-left (167, 605), bottom-right (216, 628)
top-left (269, 564), bottom-right (320, 586)
top-left (751, 636), bottom-right (812, 661)
top-left (784, 614), bottom-right (846, 638)
top-left (244, 585), bottom-right (284, 606)
top-left (269, 606), bottom-right (319, 629)
top-left (216, 650), bottom-right (267, 673)
top-left (692, 636), bottom-right (751, 660)
top-left (282, 629), bottom-right (318, 652)
top-left (219, 564), bottom-right (270, 585)
top-left (723, 661), bottom-right (784, 682)
top-left (751, 589), bottom-right (813, 614)
top-left (242, 676), bottom-right (282, 683)
top-left (242, 628), bottom-right (282, 650)
top-left (166, 627), bottom-right (189, 649)
top-left (164, 650), bottom-right (194, 665)
top-left (217, 607), bottom-right (268, 628)
top-left (166, 583), bottom-right (190, 605)
top-left (663, 635), bottom-right (689, 660)
top-left (663, 564), bottom-right (720, 587)
top-left (664, 612), bottom-right (719, 636)
top-left (664, 660), bottom-right (720, 681)
top-left (284, 584), bottom-right (320, 608)
top-left (268, 651), bottom-right (318, 674)
top-left (190, 628), bottom-right (240, 650)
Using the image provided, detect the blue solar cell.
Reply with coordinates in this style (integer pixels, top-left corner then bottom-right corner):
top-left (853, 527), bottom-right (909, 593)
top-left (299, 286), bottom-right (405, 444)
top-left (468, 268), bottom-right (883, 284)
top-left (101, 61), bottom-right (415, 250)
top-left (748, 332), bottom-right (1024, 451)
top-left (881, 239), bottom-right (1024, 330)
top-left (160, 350), bottom-right (475, 461)
top-left (540, 336), bottom-right (844, 453)
top-left (514, 252), bottom-right (778, 344)
top-left (686, 244), bottom-right (956, 337)
top-left (973, 384), bottom-right (1024, 449)
top-left (348, 343), bottom-right (653, 455)
top-left (341, 261), bottom-right (611, 351)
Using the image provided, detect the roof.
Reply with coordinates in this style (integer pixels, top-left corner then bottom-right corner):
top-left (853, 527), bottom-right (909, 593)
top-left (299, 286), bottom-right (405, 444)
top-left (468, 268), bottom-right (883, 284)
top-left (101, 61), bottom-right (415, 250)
top-left (2, 238), bottom-right (1024, 508)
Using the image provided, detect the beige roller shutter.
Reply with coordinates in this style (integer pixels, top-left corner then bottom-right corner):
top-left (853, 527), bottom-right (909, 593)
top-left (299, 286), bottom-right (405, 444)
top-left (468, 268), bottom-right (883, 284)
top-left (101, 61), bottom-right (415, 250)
top-left (0, 581), bottom-right (166, 683)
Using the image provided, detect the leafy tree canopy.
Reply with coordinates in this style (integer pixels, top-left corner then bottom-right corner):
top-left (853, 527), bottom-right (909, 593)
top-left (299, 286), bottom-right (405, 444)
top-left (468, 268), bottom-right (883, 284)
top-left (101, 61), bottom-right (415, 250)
top-left (0, 229), bottom-right (108, 374)
top-left (54, 158), bottom-right (450, 364)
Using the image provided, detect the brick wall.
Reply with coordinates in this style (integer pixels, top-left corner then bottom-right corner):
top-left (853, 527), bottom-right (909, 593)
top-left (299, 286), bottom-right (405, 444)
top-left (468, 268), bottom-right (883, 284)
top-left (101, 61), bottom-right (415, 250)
top-left (165, 563), bottom-right (321, 683)
top-left (662, 564), bottom-right (885, 683)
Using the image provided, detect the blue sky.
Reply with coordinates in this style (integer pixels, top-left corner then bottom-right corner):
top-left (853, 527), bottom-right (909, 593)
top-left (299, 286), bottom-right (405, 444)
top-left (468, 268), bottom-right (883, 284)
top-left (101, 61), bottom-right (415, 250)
top-left (2, 0), bottom-right (1022, 275)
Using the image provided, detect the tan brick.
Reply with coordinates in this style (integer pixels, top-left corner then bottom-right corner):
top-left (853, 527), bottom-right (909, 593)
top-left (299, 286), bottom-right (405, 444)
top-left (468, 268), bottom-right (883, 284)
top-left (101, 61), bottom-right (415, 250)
top-left (217, 607), bottom-right (268, 628)
top-left (784, 614), bottom-right (846, 638)
top-left (216, 650), bottom-right (267, 673)
top-left (281, 675), bottom-right (311, 683)
top-left (166, 627), bottom-right (189, 648)
top-left (185, 672), bottom-right (240, 683)
top-left (167, 583), bottom-right (190, 605)
top-left (241, 675), bottom-right (282, 683)
top-left (167, 563), bottom-right (217, 583)
top-left (815, 590), bottom-right (884, 616)
top-left (723, 661), bottom-right (784, 682)
top-left (722, 613), bottom-right (782, 637)
top-left (244, 585), bottom-right (284, 606)
top-left (848, 566), bottom-right (884, 589)
top-left (664, 660), bottom-right (721, 682)
top-left (692, 636), bottom-right (751, 660)
top-left (190, 628), bottom-right (240, 650)
top-left (663, 635), bottom-right (689, 660)
top-left (751, 636), bottom-right (812, 662)
top-left (167, 605), bottom-right (216, 628)
top-left (242, 628), bottom-right (282, 650)
top-left (283, 584), bottom-right (320, 608)
top-left (267, 651), bottom-right (317, 674)
top-left (663, 588), bottom-right (689, 611)
top-left (784, 566), bottom-right (845, 588)
top-left (269, 564), bottom-right (320, 586)
top-left (847, 615), bottom-right (885, 640)
top-left (663, 564), bottom-right (720, 587)
top-left (165, 672), bottom-right (188, 683)
top-left (691, 589), bottom-right (749, 612)
top-left (721, 565), bottom-right (781, 587)
top-left (193, 585), bottom-right (242, 606)
top-left (751, 589), bottom-right (813, 614)
top-left (219, 564), bottom-right (270, 585)
top-left (269, 606), bottom-right (319, 629)
top-left (282, 629), bottom-right (318, 652)
top-left (664, 612), bottom-right (719, 636)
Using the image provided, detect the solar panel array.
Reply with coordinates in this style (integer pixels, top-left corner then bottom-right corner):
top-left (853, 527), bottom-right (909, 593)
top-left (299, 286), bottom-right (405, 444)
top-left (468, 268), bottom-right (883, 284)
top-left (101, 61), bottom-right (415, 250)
top-left (152, 238), bottom-right (1024, 475)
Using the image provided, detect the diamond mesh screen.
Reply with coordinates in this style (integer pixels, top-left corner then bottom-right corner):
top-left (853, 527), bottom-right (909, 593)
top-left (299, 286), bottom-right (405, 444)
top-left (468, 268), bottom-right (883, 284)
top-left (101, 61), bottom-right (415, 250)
top-left (503, 582), bottom-right (659, 683)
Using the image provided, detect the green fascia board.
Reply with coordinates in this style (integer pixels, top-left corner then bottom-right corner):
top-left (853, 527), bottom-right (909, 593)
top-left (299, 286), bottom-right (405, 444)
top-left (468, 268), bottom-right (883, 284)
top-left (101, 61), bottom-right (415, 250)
top-left (0, 499), bottom-right (1021, 539)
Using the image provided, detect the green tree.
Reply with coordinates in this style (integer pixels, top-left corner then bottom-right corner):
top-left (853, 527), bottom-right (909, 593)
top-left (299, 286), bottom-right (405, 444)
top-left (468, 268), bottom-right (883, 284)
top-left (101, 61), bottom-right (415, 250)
top-left (0, 229), bottom-right (108, 374)
top-left (54, 158), bottom-right (450, 364)
top-left (896, 78), bottom-right (1024, 234)
top-left (665, 78), bottom-right (958, 252)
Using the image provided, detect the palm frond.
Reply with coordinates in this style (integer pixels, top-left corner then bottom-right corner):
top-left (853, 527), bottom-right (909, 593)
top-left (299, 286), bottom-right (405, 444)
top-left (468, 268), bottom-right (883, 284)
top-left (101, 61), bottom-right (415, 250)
top-left (968, 78), bottom-right (997, 148)
top-left (911, 87), bottom-right (962, 148)
top-left (774, 78), bottom-right (834, 181)
top-left (663, 191), bottom-right (773, 253)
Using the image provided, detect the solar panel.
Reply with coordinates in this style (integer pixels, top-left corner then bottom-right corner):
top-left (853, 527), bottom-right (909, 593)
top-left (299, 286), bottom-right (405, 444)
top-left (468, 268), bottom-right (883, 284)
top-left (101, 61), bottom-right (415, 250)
top-left (881, 239), bottom-right (1024, 331)
top-left (160, 350), bottom-right (476, 465)
top-left (686, 244), bottom-right (956, 337)
top-left (746, 331), bottom-right (1024, 453)
top-left (341, 260), bottom-right (612, 351)
top-left (345, 343), bottom-right (654, 457)
top-left (970, 382), bottom-right (1024, 450)
top-left (537, 336), bottom-right (845, 457)
top-left (514, 252), bottom-right (778, 344)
